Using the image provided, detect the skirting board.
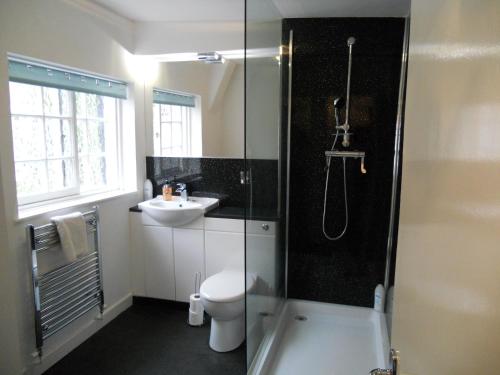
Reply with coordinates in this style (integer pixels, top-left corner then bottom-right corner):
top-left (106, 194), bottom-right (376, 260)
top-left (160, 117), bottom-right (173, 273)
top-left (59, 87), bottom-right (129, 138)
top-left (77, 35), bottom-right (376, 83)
top-left (28, 292), bottom-right (133, 375)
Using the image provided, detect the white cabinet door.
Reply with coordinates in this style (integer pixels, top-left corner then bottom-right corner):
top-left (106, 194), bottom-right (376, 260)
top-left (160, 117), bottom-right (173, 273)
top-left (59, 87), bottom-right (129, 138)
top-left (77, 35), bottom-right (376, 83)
top-left (205, 231), bottom-right (244, 277)
top-left (144, 225), bottom-right (175, 300)
top-left (173, 228), bottom-right (204, 303)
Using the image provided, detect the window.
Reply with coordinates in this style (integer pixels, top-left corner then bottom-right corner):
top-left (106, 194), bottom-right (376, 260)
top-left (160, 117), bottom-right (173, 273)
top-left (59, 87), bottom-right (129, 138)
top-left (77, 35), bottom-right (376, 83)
top-left (8, 58), bottom-right (127, 206)
top-left (152, 89), bottom-right (200, 156)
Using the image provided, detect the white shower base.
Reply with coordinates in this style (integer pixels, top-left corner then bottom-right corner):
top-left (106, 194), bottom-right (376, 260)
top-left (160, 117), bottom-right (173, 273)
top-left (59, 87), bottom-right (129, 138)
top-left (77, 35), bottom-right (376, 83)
top-left (249, 299), bottom-right (389, 375)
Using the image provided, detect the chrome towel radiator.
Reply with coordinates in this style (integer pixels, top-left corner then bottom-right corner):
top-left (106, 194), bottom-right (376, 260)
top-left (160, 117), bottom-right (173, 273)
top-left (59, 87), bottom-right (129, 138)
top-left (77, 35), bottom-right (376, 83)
top-left (27, 207), bottom-right (104, 358)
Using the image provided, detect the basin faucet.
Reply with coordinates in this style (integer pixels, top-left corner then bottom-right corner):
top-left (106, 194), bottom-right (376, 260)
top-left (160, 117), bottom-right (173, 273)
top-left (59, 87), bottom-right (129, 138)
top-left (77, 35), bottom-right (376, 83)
top-left (175, 183), bottom-right (188, 201)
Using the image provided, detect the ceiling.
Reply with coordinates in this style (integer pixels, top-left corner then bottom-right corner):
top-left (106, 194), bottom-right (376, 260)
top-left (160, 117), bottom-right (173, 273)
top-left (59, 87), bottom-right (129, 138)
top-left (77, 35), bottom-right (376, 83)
top-left (91, 0), bottom-right (244, 22)
top-left (89, 0), bottom-right (410, 22)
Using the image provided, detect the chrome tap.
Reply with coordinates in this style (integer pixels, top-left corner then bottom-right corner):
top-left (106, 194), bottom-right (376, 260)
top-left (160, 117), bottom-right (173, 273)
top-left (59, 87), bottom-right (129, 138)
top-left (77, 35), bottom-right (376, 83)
top-left (175, 183), bottom-right (188, 201)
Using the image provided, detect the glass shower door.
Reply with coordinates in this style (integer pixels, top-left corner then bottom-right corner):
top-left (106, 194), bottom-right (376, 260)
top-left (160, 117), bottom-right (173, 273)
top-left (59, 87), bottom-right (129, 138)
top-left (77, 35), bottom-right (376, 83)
top-left (244, 0), bottom-right (285, 370)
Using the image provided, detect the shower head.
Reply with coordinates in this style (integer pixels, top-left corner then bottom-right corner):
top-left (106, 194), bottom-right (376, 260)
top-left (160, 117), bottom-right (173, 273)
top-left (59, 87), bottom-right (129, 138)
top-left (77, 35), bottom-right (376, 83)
top-left (347, 37), bottom-right (356, 46)
top-left (333, 97), bottom-right (345, 128)
top-left (334, 97), bottom-right (345, 109)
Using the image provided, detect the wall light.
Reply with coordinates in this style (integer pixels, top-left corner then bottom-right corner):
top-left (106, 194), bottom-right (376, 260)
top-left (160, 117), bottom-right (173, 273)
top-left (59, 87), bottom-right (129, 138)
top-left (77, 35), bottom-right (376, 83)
top-left (126, 55), bottom-right (159, 84)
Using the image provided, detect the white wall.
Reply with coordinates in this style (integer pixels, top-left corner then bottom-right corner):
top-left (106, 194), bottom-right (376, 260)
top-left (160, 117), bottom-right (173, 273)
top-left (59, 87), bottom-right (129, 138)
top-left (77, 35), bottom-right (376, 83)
top-left (134, 21), bottom-right (244, 55)
top-left (0, 160), bottom-right (23, 375)
top-left (222, 64), bottom-right (245, 157)
top-left (0, 0), bottom-right (146, 373)
top-left (246, 58), bottom-right (281, 160)
top-left (392, 1), bottom-right (500, 374)
top-left (245, 20), bottom-right (281, 160)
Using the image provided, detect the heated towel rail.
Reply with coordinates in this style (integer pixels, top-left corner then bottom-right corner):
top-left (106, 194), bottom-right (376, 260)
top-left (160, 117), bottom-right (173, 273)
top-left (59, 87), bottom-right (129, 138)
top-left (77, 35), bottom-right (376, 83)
top-left (27, 207), bottom-right (104, 358)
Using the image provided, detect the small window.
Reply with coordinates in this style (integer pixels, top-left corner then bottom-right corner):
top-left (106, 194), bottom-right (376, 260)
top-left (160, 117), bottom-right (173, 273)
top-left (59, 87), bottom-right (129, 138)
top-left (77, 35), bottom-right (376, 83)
top-left (153, 89), bottom-right (200, 156)
top-left (8, 58), bottom-right (127, 206)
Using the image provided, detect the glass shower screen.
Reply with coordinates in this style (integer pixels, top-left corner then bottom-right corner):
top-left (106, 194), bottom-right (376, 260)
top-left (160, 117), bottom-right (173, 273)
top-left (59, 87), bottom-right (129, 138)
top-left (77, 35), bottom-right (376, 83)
top-left (244, 0), bottom-right (286, 370)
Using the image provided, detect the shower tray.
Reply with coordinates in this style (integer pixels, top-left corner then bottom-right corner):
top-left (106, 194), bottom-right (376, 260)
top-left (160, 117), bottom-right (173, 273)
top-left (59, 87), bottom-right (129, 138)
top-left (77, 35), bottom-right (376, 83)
top-left (249, 299), bottom-right (389, 375)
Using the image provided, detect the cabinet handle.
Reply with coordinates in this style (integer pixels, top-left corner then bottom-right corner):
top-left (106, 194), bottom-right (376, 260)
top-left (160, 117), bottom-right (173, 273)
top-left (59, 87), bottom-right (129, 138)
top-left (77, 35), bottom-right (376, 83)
top-left (261, 224), bottom-right (269, 231)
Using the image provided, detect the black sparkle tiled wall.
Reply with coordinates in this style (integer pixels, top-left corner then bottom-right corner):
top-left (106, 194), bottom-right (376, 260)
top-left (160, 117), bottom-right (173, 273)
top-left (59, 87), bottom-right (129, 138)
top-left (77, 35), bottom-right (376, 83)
top-left (283, 18), bottom-right (405, 307)
top-left (146, 156), bottom-right (278, 210)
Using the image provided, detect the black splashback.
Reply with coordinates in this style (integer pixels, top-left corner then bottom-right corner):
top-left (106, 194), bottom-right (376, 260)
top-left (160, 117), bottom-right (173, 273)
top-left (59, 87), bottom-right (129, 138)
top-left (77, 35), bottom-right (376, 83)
top-left (146, 156), bottom-right (278, 210)
top-left (283, 18), bottom-right (405, 307)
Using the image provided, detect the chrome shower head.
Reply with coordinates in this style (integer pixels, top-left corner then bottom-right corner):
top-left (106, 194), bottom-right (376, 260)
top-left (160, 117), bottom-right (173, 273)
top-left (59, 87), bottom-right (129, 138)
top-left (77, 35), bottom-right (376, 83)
top-left (334, 97), bottom-right (345, 109)
top-left (347, 37), bottom-right (356, 46)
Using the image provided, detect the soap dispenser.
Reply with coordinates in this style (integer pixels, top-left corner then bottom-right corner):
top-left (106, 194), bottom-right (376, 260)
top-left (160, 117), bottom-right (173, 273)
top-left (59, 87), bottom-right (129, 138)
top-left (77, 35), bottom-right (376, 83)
top-left (144, 179), bottom-right (153, 200)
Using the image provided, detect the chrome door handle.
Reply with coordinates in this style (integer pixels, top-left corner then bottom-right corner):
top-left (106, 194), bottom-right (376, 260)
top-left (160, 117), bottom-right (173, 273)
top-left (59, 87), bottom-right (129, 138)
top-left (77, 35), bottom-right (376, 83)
top-left (261, 224), bottom-right (269, 231)
top-left (369, 349), bottom-right (400, 375)
top-left (391, 349), bottom-right (400, 375)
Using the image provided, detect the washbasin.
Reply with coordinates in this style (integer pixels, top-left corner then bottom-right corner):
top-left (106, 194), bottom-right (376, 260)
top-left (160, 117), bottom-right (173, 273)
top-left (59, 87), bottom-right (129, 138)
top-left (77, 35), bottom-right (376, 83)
top-left (139, 196), bottom-right (219, 226)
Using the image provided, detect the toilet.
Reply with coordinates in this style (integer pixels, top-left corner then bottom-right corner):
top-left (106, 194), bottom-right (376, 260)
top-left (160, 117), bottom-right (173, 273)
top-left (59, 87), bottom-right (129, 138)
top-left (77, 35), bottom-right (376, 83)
top-left (200, 269), bottom-right (256, 352)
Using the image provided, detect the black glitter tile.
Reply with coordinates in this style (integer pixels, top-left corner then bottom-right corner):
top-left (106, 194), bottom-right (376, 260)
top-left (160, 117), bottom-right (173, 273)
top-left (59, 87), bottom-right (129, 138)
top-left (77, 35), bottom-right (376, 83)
top-left (146, 156), bottom-right (245, 206)
top-left (282, 18), bottom-right (405, 307)
top-left (146, 156), bottom-right (278, 210)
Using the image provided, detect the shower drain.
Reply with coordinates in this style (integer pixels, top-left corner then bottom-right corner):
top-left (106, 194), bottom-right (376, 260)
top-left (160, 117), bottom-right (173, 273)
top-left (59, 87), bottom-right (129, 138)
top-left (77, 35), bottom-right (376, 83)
top-left (259, 312), bottom-right (273, 317)
top-left (294, 315), bottom-right (308, 321)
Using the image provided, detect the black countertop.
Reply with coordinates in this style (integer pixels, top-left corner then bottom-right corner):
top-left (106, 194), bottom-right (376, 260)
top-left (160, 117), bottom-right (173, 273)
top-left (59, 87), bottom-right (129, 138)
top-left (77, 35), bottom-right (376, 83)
top-left (204, 206), bottom-right (279, 222)
top-left (129, 205), bottom-right (279, 222)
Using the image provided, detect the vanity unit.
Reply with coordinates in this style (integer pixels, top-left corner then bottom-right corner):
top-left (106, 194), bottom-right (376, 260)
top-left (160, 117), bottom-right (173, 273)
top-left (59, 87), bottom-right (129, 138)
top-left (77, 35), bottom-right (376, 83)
top-left (129, 207), bottom-right (276, 303)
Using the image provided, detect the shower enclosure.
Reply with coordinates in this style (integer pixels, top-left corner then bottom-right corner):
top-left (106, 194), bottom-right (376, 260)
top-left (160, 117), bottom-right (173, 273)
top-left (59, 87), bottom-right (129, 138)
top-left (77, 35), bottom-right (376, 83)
top-left (244, 1), bottom-right (409, 373)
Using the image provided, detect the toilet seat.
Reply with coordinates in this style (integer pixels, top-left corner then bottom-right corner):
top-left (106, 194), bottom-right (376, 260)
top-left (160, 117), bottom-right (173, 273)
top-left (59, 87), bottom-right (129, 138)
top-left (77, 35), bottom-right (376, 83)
top-left (201, 270), bottom-right (256, 303)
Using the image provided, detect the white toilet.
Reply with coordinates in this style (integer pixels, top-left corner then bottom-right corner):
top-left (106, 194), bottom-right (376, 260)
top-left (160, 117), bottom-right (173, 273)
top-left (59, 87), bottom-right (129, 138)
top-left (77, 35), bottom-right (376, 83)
top-left (200, 269), bottom-right (256, 352)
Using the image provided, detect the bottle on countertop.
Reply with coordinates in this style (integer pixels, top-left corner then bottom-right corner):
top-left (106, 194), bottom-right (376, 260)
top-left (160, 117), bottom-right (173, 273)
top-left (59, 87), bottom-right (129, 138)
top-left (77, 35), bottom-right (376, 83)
top-left (374, 284), bottom-right (385, 313)
top-left (162, 181), bottom-right (173, 201)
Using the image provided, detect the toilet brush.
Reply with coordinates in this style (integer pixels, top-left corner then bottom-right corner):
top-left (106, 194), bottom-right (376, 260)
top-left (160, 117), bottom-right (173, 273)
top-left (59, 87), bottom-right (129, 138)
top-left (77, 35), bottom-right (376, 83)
top-left (188, 272), bottom-right (204, 326)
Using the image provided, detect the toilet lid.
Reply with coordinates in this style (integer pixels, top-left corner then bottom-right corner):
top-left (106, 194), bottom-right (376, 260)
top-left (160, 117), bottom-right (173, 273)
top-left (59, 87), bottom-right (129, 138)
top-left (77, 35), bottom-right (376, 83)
top-left (201, 270), bottom-right (256, 303)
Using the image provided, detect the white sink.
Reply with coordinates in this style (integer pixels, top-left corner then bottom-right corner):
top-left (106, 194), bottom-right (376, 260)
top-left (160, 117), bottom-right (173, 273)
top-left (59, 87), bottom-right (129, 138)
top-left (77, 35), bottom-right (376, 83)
top-left (139, 196), bottom-right (219, 226)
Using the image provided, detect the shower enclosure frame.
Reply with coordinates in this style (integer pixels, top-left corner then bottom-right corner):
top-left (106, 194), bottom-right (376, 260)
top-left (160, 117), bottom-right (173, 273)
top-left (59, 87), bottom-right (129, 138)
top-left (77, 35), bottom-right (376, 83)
top-left (383, 17), bottom-right (410, 292)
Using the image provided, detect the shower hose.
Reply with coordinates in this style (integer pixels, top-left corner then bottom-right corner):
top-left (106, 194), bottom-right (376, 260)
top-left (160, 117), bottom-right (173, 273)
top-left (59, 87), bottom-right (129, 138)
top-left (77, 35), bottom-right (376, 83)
top-left (322, 131), bottom-right (348, 240)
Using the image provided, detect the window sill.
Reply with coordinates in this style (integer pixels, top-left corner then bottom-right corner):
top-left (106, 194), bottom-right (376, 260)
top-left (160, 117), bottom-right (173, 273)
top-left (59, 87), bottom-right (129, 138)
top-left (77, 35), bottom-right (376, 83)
top-left (16, 189), bottom-right (138, 222)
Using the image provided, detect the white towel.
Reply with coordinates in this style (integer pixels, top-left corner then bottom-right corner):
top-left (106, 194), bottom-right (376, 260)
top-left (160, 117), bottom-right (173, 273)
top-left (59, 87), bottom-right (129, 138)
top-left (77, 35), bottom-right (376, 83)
top-left (51, 212), bottom-right (89, 262)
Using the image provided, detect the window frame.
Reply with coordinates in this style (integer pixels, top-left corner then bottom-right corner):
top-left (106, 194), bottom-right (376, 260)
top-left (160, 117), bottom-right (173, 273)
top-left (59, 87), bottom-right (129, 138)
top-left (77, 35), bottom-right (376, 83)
top-left (9, 82), bottom-right (123, 207)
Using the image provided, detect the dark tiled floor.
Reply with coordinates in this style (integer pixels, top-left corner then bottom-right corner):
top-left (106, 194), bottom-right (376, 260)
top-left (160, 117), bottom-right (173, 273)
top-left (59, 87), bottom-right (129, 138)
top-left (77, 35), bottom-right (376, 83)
top-left (44, 298), bottom-right (246, 375)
